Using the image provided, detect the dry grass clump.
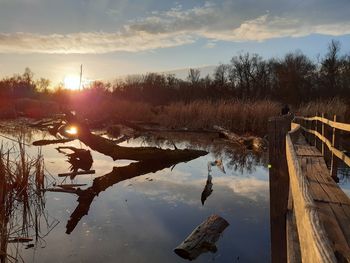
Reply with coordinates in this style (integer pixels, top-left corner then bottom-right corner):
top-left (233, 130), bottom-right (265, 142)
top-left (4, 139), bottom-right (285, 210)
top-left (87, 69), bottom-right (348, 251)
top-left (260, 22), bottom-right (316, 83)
top-left (297, 98), bottom-right (348, 119)
top-left (156, 100), bottom-right (280, 135)
top-left (0, 138), bottom-right (49, 262)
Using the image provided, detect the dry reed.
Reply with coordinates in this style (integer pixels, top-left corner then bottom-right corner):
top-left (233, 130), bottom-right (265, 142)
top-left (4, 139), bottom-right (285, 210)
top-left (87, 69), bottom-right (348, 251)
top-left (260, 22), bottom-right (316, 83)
top-left (0, 136), bottom-right (48, 262)
top-left (156, 100), bottom-right (280, 135)
top-left (297, 98), bottom-right (348, 120)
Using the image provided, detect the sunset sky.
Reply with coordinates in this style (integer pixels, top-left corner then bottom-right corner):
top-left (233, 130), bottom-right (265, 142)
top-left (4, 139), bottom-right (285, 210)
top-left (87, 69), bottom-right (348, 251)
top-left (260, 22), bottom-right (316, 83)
top-left (0, 0), bottom-right (350, 85)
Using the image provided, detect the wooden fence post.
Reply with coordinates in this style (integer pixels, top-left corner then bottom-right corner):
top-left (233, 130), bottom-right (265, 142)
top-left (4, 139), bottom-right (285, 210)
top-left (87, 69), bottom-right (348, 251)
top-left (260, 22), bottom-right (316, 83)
top-left (314, 115), bottom-right (317, 147)
top-left (330, 115), bottom-right (339, 182)
top-left (321, 113), bottom-right (325, 156)
top-left (268, 116), bottom-right (291, 263)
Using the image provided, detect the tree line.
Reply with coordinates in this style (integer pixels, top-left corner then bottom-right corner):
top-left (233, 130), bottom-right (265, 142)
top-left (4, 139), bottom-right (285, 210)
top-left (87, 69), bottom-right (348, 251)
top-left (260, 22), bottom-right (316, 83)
top-left (0, 40), bottom-right (349, 106)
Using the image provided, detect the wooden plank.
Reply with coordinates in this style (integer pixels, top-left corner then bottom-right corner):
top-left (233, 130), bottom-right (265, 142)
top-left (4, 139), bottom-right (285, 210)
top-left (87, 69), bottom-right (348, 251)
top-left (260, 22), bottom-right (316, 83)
top-left (295, 145), bottom-right (323, 157)
top-left (298, 151), bottom-right (350, 260)
top-left (287, 208), bottom-right (302, 263)
top-left (315, 201), bottom-right (350, 261)
top-left (311, 157), bottom-right (350, 206)
top-left (329, 203), bottom-right (350, 248)
top-left (286, 133), bottom-right (336, 263)
top-left (300, 156), bottom-right (329, 203)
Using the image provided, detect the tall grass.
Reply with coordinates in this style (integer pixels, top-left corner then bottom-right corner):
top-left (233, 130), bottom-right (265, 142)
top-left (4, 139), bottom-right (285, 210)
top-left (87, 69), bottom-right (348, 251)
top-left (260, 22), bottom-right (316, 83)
top-left (156, 100), bottom-right (280, 135)
top-left (0, 137), bottom-right (47, 262)
top-left (297, 98), bottom-right (348, 120)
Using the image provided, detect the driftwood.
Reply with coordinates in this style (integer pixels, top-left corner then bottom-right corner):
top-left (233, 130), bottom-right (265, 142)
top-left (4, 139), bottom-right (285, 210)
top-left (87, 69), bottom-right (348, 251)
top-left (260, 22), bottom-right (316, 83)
top-left (64, 111), bottom-right (207, 162)
top-left (79, 130), bottom-right (206, 161)
top-left (213, 125), bottom-right (266, 151)
top-left (174, 214), bottom-right (229, 260)
top-left (56, 184), bottom-right (87, 188)
top-left (58, 170), bottom-right (95, 177)
top-left (32, 138), bottom-right (74, 146)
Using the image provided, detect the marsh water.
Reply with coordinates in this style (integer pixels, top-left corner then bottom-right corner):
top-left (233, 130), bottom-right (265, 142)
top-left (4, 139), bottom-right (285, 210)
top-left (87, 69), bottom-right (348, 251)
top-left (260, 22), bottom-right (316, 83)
top-left (0, 122), bottom-right (270, 263)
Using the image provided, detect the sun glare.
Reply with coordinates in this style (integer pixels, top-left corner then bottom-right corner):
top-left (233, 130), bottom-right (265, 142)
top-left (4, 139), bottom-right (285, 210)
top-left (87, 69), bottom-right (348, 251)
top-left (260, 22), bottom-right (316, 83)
top-left (65, 126), bottom-right (78, 135)
top-left (64, 75), bottom-right (81, 90)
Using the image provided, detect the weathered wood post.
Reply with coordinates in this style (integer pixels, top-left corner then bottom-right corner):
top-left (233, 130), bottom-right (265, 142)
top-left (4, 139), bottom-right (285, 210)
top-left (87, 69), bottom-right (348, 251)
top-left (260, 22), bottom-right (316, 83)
top-left (314, 115), bottom-right (318, 147)
top-left (330, 115), bottom-right (339, 182)
top-left (268, 116), bottom-right (291, 263)
top-left (321, 113), bottom-right (325, 156)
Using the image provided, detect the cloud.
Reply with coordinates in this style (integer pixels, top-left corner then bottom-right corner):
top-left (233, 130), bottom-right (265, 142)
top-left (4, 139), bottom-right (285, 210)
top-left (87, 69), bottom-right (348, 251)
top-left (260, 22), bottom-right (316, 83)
top-left (0, 31), bottom-right (195, 54)
top-left (1, 1), bottom-right (350, 54)
top-left (209, 15), bottom-right (350, 42)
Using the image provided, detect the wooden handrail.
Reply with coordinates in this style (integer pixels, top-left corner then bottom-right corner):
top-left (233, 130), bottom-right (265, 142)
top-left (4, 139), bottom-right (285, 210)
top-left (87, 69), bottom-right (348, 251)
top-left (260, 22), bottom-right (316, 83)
top-left (286, 126), bottom-right (337, 263)
top-left (299, 126), bottom-right (350, 167)
top-left (294, 116), bottom-right (350, 132)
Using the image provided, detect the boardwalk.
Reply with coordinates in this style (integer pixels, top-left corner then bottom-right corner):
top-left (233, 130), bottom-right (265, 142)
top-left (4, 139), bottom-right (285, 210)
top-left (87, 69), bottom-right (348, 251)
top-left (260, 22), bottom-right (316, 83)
top-left (269, 115), bottom-right (350, 263)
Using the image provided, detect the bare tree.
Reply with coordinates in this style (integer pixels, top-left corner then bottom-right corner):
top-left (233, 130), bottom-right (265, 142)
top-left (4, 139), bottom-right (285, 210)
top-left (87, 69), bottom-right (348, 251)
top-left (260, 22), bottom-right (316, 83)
top-left (187, 68), bottom-right (201, 84)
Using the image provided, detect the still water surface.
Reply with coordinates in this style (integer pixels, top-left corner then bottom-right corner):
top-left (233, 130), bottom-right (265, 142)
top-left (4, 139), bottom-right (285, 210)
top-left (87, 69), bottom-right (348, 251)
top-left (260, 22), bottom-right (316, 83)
top-left (0, 126), bottom-right (270, 263)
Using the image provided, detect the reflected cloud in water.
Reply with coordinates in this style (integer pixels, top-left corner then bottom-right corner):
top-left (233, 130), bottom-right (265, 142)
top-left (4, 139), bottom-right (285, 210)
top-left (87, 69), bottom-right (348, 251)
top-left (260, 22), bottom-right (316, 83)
top-left (0, 125), bottom-right (270, 262)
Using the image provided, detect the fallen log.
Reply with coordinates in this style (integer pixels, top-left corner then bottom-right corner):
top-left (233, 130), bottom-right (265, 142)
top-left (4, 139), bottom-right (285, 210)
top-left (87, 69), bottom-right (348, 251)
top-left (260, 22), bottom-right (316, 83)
top-left (64, 111), bottom-right (207, 161)
top-left (57, 184), bottom-right (87, 188)
top-left (32, 138), bottom-right (74, 146)
top-left (58, 170), bottom-right (95, 177)
top-left (174, 214), bottom-right (229, 260)
top-left (213, 125), bottom-right (267, 151)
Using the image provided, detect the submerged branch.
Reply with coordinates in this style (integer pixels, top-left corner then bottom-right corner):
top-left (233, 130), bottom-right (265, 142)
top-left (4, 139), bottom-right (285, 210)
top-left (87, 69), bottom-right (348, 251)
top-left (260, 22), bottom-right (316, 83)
top-left (32, 138), bottom-right (74, 146)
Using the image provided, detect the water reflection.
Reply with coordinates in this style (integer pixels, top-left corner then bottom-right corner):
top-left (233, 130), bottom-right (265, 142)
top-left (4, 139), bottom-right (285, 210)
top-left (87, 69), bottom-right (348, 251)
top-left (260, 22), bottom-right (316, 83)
top-left (45, 154), bottom-right (203, 234)
top-left (138, 131), bottom-right (268, 174)
top-left (0, 139), bottom-right (58, 262)
top-left (0, 123), bottom-right (272, 262)
top-left (201, 174), bottom-right (213, 205)
top-left (56, 146), bottom-right (93, 174)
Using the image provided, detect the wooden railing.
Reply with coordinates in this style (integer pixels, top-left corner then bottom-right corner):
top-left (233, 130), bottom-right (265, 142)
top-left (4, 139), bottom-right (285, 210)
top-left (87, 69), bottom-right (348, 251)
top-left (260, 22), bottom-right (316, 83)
top-left (294, 114), bottom-right (350, 180)
top-left (286, 124), bottom-right (337, 263)
top-left (295, 116), bottom-right (350, 132)
top-left (268, 115), bottom-right (350, 263)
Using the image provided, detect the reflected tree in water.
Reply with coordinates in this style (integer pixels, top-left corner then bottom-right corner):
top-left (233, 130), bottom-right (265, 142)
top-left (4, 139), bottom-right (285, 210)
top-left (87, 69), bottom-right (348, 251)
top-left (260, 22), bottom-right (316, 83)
top-left (47, 154), bottom-right (204, 234)
top-left (201, 174), bottom-right (213, 205)
top-left (139, 132), bottom-right (268, 174)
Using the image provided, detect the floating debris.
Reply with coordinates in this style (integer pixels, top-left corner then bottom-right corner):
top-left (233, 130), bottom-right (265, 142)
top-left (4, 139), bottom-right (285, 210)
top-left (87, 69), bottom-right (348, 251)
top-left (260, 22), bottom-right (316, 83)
top-left (174, 214), bottom-right (229, 261)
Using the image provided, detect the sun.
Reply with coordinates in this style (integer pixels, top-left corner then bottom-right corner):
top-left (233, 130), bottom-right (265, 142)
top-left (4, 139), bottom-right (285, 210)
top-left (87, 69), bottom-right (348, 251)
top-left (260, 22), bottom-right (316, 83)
top-left (64, 75), bottom-right (81, 90)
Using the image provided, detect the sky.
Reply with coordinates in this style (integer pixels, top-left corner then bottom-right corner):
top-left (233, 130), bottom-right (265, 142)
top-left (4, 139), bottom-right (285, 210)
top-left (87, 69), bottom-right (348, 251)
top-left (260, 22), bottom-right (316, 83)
top-left (0, 0), bottom-right (350, 85)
